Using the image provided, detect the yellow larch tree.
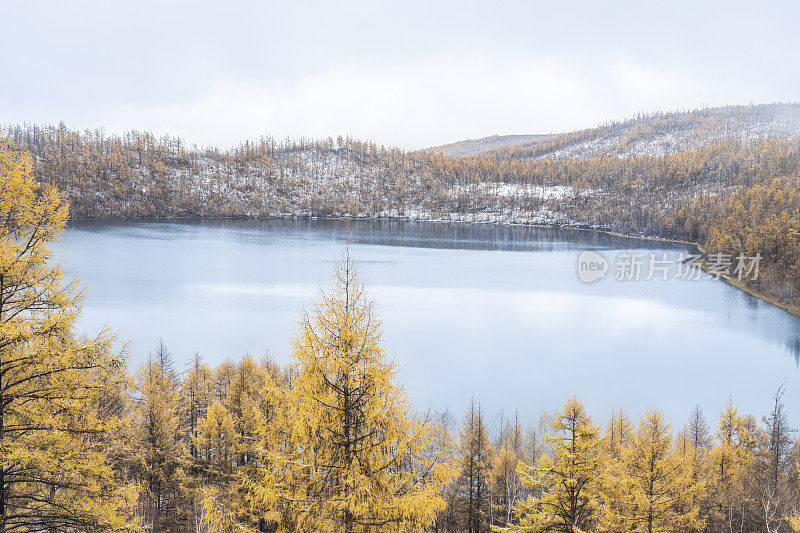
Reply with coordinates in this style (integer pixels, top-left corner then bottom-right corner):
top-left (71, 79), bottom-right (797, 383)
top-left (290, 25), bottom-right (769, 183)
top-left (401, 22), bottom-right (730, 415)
top-left (606, 409), bottom-right (633, 460)
top-left (491, 411), bottom-right (525, 528)
top-left (187, 402), bottom-right (240, 531)
top-left (670, 425), bottom-right (708, 532)
top-left (458, 399), bottom-right (493, 533)
top-left (190, 358), bottom-right (286, 533)
top-left (176, 352), bottom-right (213, 530)
top-left (226, 355), bottom-right (275, 469)
top-left (132, 342), bottom-right (181, 529)
top-left (709, 400), bottom-right (748, 529)
top-left (615, 410), bottom-right (702, 533)
top-left (598, 409), bottom-right (633, 533)
top-left (510, 398), bottom-right (603, 533)
top-left (194, 401), bottom-right (237, 478)
top-left (243, 254), bottom-right (453, 532)
top-left (0, 140), bottom-right (136, 531)
top-left (180, 352), bottom-right (213, 465)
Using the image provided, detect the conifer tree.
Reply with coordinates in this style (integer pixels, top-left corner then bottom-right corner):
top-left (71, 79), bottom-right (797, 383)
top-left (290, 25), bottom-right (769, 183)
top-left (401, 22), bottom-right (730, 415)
top-left (688, 405), bottom-right (711, 456)
top-left (133, 341), bottom-right (181, 529)
top-left (709, 400), bottom-right (755, 531)
top-left (0, 140), bottom-right (136, 530)
top-left (599, 409), bottom-right (633, 532)
top-left (512, 398), bottom-right (603, 533)
top-left (244, 255), bottom-right (453, 532)
top-left (180, 352), bottom-right (212, 462)
top-left (459, 399), bottom-right (492, 533)
top-left (750, 388), bottom-right (794, 533)
top-left (491, 411), bottom-right (524, 528)
top-left (606, 409), bottom-right (633, 459)
top-left (226, 355), bottom-right (271, 468)
top-left (680, 406), bottom-right (712, 525)
top-left (713, 401), bottom-right (739, 512)
top-left (431, 408), bottom-right (459, 533)
top-left (176, 352), bottom-right (213, 530)
top-left (195, 401), bottom-right (237, 477)
top-left (616, 410), bottom-right (702, 533)
top-left (190, 358), bottom-right (287, 533)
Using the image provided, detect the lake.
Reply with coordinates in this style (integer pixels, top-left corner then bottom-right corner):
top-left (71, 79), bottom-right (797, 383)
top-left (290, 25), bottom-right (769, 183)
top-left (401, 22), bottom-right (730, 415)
top-left (54, 219), bottom-right (799, 427)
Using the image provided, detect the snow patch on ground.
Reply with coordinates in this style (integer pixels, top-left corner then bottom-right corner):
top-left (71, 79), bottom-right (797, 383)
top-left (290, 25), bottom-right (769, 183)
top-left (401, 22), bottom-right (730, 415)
top-left (452, 183), bottom-right (577, 200)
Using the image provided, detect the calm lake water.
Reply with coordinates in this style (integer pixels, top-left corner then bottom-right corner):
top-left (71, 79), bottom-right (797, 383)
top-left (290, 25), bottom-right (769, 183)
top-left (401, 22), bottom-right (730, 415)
top-left (54, 219), bottom-right (799, 427)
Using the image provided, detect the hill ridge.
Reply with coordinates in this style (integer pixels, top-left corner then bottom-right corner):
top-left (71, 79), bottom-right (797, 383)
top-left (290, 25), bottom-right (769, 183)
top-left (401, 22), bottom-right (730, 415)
top-left (425, 102), bottom-right (800, 160)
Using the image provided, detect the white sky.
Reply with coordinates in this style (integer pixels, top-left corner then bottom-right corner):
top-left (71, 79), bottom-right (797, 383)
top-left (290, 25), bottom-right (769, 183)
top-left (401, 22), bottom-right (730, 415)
top-left (3, 0), bottom-right (798, 149)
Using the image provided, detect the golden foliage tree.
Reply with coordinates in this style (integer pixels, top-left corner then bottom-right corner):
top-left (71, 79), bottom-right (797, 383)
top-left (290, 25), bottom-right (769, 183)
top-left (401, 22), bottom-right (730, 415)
top-left (133, 341), bottom-right (181, 529)
top-left (491, 411), bottom-right (525, 529)
top-left (0, 140), bottom-right (135, 531)
top-left (244, 255), bottom-right (453, 532)
top-left (195, 401), bottom-right (237, 477)
top-left (512, 398), bottom-right (603, 533)
top-left (614, 410), bottom-right (701, 533)
top-left (458, 400), bottom-right (493, 533)
top-left (709, 400), bottom-right (750, 529)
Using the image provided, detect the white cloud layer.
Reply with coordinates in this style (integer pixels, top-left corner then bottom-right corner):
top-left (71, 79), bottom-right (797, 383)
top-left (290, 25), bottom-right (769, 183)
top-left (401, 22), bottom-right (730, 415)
top-left (3, 1), bottom-right (798, 149)
top-left (101, 55), bottom-right (727, 149)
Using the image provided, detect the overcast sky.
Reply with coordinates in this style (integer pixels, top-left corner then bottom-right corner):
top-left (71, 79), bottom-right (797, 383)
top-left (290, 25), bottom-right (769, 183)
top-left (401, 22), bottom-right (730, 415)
top-left (3, 0), bottom-right (798, 149)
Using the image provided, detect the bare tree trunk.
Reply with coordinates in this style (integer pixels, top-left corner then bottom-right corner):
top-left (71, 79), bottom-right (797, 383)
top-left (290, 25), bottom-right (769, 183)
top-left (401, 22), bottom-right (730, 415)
top-left (0, 275), bottom-right (5, 533)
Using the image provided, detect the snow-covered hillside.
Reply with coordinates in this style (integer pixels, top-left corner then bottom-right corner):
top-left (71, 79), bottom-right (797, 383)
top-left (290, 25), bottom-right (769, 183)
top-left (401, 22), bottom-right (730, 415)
top-left (427, 103), bottom-right (800, 160)
top-left (5, 103), bottom-right (800, 241)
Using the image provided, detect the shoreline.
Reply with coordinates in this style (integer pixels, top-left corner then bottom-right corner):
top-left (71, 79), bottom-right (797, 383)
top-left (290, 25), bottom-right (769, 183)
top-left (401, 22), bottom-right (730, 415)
top-left (569, 227), bottom-right (800, 318)
top-left (66, 213), bottom-right (800, 318)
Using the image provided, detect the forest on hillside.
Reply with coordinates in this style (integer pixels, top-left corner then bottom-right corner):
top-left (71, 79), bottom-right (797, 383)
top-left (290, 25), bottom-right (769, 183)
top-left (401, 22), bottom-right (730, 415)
top-left (437, 104), bottom-right (800, 160)
top-left (3, 105), bottom-right (800, 310)
top-left (1, 139), bottom-right (800, 533)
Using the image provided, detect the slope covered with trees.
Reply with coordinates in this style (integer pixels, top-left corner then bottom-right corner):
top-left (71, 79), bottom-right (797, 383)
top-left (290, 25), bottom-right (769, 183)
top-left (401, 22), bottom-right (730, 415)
top-left (4, 103), bottom-right (800, 311)
top-left (428, 103), bottom-right (800, 159)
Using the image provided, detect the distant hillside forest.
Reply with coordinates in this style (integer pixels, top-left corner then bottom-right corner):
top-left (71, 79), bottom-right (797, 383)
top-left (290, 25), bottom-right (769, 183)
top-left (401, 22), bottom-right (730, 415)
top-left (3, 103), bottom-right (800, 308)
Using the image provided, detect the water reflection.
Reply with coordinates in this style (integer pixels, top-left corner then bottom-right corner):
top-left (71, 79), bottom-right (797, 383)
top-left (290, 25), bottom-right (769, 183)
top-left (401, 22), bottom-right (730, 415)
top-left (58, 219), bottom-right (799, 424)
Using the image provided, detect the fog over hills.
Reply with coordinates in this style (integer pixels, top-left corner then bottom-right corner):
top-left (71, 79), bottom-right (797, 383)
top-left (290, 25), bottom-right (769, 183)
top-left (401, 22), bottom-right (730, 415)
top-left (425, 134), bottom-right (550, 157)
